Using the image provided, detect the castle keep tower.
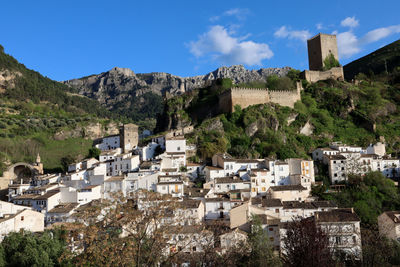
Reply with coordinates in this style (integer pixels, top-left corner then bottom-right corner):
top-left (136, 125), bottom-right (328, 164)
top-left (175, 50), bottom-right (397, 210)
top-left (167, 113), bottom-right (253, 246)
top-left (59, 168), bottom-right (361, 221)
top-left (307, 33), bottom-right (339, 71)
top-left (120, 123), bottom-right (139, 153)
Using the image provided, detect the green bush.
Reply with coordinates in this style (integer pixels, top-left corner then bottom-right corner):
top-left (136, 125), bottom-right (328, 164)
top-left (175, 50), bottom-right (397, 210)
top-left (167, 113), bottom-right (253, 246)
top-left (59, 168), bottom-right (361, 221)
top-left (323, 53), bottom-right (341, 70)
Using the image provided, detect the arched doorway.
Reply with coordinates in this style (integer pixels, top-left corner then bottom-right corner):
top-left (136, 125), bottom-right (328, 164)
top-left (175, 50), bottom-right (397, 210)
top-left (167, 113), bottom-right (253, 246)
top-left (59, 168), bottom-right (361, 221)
top-left (3, 162), bottom-right (38, 183)
top-left (13, 165), bottom-right (34, 183)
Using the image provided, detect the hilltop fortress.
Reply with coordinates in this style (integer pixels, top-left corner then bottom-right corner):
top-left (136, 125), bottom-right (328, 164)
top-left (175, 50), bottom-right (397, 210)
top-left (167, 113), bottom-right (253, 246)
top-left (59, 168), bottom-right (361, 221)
top-left (218, 33), bottom-right (345, 113)
top-left (218, 81), bottom-right (302, 113)
top-left (301, 33), bottom-right (344, 83)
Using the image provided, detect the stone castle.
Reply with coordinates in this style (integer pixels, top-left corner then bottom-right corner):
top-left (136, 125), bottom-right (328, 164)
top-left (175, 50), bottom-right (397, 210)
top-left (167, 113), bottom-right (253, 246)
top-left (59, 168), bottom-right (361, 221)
top-left (218, 81), bottom-right (302, 113)
top-left (301, 33), bottom-right (344, 83)
top-left (217, 32), bottom-right (344, 113)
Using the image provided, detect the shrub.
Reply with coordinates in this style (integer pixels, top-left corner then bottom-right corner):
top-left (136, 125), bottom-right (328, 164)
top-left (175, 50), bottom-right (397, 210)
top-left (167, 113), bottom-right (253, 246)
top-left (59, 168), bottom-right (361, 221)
top-left (323, 53), bottom-right (341, 70)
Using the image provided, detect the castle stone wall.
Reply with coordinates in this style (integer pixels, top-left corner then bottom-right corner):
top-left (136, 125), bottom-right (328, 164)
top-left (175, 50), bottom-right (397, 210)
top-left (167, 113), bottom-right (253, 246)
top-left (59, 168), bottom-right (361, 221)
top-left (302, 67), bottom-right (344, 83)
top-left (269, 89), bottom-right (301, 108)
top-left (231, 88), bottom-right (270, 112)
top-left (219, 83), bottom-right (302, 112)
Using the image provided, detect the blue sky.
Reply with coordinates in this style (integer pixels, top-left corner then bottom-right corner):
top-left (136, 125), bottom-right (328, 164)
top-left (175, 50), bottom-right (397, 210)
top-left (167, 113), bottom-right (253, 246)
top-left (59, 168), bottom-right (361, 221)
top-left (1, 0), bottom-right (399, 81)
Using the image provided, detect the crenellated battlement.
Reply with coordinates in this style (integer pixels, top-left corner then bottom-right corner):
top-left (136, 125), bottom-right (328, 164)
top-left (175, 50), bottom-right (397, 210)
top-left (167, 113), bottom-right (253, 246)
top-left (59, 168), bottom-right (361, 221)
top-left (219, 82), bottom-right (302, 113)
top-left (231, 87), bottom-right (268, 91)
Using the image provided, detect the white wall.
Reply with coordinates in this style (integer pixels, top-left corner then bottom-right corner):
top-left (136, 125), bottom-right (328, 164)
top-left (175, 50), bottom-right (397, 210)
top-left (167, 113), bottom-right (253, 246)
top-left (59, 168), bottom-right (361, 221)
top-left (97, 135), bottom-right (120, 151)
top-left (166, 139), bottom-right (186, 153)
top-left (141, 142), bottom-right (159, 161)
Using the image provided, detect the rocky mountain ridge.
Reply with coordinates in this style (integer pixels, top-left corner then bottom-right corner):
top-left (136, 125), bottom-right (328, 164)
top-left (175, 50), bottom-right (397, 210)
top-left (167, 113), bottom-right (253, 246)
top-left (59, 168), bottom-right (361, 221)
top-left (63, 65), bottom-right (292, 106)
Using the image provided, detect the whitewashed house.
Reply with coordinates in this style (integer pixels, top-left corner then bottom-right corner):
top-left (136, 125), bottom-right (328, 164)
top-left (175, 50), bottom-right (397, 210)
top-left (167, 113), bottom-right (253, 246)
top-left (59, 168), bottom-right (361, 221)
top-left (99, 149), bottom-right (121, 162)
top-left (163, 137), bottom-right (187, 168)
top-left (267, 185), bottom-right (310, 202)
top-left (378, 211), bottom-right (400, 242)
top-left (103, 176), bottom-right (126, 199)
top-left (126, 171), bottom-right (158, 193)
top-left (0, 209), bottom-right (44, 241)
top-left (315, 208), bottom-right (362, 260)
top-left (96, 134), bottom-right (120, 151)
top-left (140, 142), bottom-right (159, 161)
top-left (212, 177), bottom-right (251, 194)
top-left (219, 228), bottom-right (248, 254)
top-left (164, 226), bottom-right (214, 255)
top-left (46, 203), bottom-right (79, 225)
top-left (111, 154), bottom-right (140, 176)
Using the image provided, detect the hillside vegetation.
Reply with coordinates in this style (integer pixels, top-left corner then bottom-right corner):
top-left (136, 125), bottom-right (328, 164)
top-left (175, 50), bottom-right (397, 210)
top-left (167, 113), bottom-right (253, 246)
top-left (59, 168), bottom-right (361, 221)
top-left (160, 69), bottom-right (400, 167)
top-left (0, 45), bottom-right (121, 174)
top-left (344, 39), bottom-right (400, 80)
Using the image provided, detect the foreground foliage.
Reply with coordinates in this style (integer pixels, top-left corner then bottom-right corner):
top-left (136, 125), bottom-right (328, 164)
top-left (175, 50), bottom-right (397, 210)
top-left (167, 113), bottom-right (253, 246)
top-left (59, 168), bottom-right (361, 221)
top-left (313, 172), bottom-right (400, 226)
top-left (0, 230), bottom-right (67, 267)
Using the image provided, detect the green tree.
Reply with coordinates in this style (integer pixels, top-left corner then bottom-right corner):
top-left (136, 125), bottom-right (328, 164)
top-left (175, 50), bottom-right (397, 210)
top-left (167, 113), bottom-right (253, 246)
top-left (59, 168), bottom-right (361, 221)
top-left (323, 53), bottom-right (341, 70)
top-left (88, 147), bottom-right (101, 159)
top-left (0, 245), bottom-right (5, 267)
top-left (246, 215), bottom-right (281, 266)
top-left (1, 230), bottom-right (67, 267)
top-left (61, 155), bottom-right (75, 172)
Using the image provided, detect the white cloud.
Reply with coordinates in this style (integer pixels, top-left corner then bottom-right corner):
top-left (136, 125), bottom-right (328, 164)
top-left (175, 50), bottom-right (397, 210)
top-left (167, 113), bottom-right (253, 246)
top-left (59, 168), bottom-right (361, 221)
top-left (188, 25), bottom-right (273, 66)
top-left (337, 31), bottom-right (360, 58)
top-left (336, 24), bottom-right (400, 58)
top-left (209, 8), bottom-right (250, 22)
top-left (360, 25), bottom-right (400, 44)
top-left (341, 16), bottom-right (359, 28)
top-left (274, 26), bottom-right (312, 42)
top-left (209, 16), bottom-right (220, 22)
top-left (316, 23), bottom-right (323, 30)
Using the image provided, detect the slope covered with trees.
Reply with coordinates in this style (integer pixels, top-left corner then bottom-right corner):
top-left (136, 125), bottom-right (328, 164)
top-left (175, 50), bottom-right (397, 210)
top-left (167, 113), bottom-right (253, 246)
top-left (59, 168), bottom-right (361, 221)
top-left (344, 39), bottom-right (400, 80)
top-left (0, 45), bottom-right (122, 174)
top-left (161, 69), bottom-right (400, 165)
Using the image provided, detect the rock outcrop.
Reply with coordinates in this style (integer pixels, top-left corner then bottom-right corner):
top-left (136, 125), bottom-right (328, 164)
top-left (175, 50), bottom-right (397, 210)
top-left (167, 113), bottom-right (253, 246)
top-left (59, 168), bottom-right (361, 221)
top-left (63, 65), bottom-right (292, 108)
top-left (53, 122), bottom-right (119, 140)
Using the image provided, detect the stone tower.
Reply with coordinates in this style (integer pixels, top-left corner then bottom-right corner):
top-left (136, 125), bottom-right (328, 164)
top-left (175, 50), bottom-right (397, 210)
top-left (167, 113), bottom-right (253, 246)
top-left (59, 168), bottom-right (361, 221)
top-left (120, 123), bottom-right (139, 153)
top-left (307, 33), bottom-right (339, 71)
top-left (34, 153), bottom-right (43, 175)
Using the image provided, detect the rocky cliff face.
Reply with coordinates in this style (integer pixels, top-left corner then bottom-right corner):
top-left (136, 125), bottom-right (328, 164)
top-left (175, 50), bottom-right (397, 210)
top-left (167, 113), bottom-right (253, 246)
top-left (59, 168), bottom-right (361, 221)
top-left (63, 65), bottom-right (291, 107)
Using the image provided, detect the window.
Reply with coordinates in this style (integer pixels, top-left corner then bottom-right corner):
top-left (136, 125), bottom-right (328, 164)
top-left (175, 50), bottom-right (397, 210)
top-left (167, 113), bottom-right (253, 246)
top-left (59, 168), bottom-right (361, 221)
top-left (262, 187), bottom-right (266, 191)
top-left (193, 246), bottom-right (196, 252)
top-left (252, 188), bottom-right (256, 192)
top-left (333, 161), bottom-right (336, 164)
top-left (335, 236), bottom-right (341, 244)
top-left (270, 237), bottom-right (274, 241)
top-left (21, 216), bottom-right (24, 221)
top-left (261, 179), bottom-right (265, 183)
top-left (275, 209), bottom-right (279, 213)
top-left (269, 227), bottom-right (274, 231)
top-left (177, 147), bottom-right (180, 151)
